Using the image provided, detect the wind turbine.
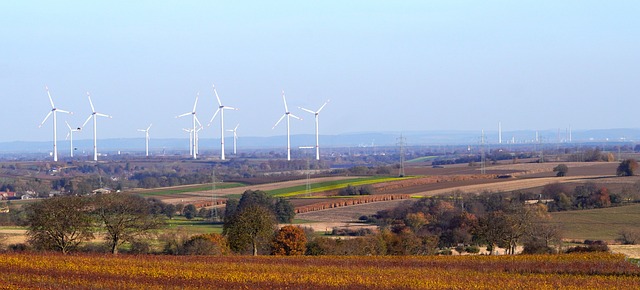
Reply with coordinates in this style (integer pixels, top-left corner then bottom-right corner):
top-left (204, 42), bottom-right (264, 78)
top-left (39, 86), bottom-right (72, 162)
top-left (272, 90), bottom-right (302, 161)
top-left (182, 128), bottom-right (193, 156)
top-left (208, 85), bottom-right (238, 161)
top-left (299, 100), bottom-right (330, 160)
top-left (64, 121), bottom-right (81, 158)
top-left (82, 92), bottom-right (112, 161)
top-left (137, 124), bottom-right (152, 157)
top-left (176, 93), bottom-right (201, 159)
top-left (226, 124), bottom-right (239, 155)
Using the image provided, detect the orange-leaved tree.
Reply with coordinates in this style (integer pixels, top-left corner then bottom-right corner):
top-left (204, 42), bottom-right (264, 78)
top-left (271, 225), bottom-right (307, 256)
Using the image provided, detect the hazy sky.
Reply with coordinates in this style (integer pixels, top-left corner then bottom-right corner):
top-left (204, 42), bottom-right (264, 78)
top-left (1, 1), bottom-right (639, 142)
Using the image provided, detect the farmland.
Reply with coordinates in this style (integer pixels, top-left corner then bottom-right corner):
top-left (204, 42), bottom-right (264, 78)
top-left (0, 252), bottom-right (638, 289)
top-left (550, 203), bottom-right (640, 241)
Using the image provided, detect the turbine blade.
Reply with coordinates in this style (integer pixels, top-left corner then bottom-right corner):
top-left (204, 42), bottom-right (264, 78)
top-left (194, 115), bottom-right (202, 127)
top-left (290, 113), bottom-right (302, 120)
top-left (272, 114), bottom-right (286, 129)
top-left (46, 87), bottom-right (55, 108)
top-left (65, 120), bottom-right (72, 130)
top-left (213, 85), bottom-right (222, 106)
top-left (317, 100), bottom-right (330, 113)
top-left (235, 124), bottom-right (239, 130)
top-left (176, 112), bottom-right (191, 118)
top-left (299, 107), bottom-right (315, 114)
top-left (65, 132), bottom-right (70, 140)
top-left (96, 113), bottom-right (112, 118)
top-left (56, 109), bottom-right (72, 114)
top-left (137, 129), bottom-right (146, 132)
top-left (82, 115), bottom-right (92, 128)
top-left (87, 93), bottom-right (95, 112)
top-left (147, 123), bottom-right (153, 130)
top-left (192, 92), bottom-right (199, 112)
top-left (223, 106), bottom-right (238, 110)
top-left (39, 111), bottom-right (52, 127)
top-left (208, 108), bottom-right (220, 126)
top-left (281, 90), bottom-right (289, 112)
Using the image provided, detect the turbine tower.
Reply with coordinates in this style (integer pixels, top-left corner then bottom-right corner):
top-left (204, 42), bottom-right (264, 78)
top-left (194, 125), bottom-right (203, 156)
top-left (208, 85), bottom-right (238, 160)
top-left (272, 90), bottom-right (302, 161)
top-left (137, 124), bottom-right (152, 157)
top-left (82, 92), bottom-right (111, 161)
top-left (299, 100), bottom-right (329, 160)
top-left (64, 121), bottom-right (81, 158)
top-left (498, 121), bottom-right (502, 144)
top-left (39, 86), bottom-right (72, 162)
top-left (182, 128), bottom-right (194, 156)
top-left (176, 93), bottom-right (201, 159)
top-left (227, 124), bottom-right (239, 155)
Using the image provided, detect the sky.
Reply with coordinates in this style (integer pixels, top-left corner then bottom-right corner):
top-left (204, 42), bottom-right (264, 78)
top-left (1, 1), bottom-right (639, 143)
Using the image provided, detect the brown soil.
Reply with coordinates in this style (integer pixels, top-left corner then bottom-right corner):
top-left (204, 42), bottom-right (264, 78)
top-left (297, 199), bottom-right (414, 223)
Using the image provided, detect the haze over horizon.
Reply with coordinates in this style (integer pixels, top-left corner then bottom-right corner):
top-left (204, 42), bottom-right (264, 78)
top-left (1, 1), bottom-right (639, 143)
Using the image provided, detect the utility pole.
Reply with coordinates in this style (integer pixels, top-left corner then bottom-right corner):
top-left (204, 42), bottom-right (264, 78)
top-left (299, 146), bottom-right (314, 195)
top-left (397, 134), bottom-right (406, 177)
top-left (480, 129), bottom-right (486, 175)
top-left (211, 168), bottom-right (218, 221)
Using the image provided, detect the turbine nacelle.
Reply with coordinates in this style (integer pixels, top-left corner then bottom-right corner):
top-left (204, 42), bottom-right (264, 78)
top-left (299, 99), bottom-right (330, 161)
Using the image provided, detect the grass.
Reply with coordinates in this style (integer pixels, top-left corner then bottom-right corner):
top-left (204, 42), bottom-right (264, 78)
top-left (549, 203), bottom-right (640, 241)
top-left (137, 182), bottom-right (244, 197)
top-left (291, 218), bottom-right (316, 224)
top-left (0, 226), bottom-right (27, 230)
top-left (164, 216), bottom-right (223, 235)
top-left (271, 176), bottom-right (415, 198)
top-left (407, 156), bottom-right (438, 163)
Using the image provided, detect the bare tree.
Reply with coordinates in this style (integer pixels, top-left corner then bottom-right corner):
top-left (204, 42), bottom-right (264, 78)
top-left (93, 193), bottom-right (164, 254)
top-left (26, 196), bottom-right (94, 254)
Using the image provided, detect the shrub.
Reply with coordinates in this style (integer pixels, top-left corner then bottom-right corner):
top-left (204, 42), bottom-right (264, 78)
top-left (437, 249), bottom-right (452, 255)
top-left (338, 185), bottom-right (374, 196)
top-left (159, 229), bottom-right (190, 255)
top-left (616, 229), bottom-right (640, 245)
top-left (553, 164), bottom-right (569, 177)
top-left (465, 245), bottom-right (480, 254)
top-left (331, 227), bottom-right (373, 236)
top-left (129, 240), bottom-right (151, 254)
top-left (617, 159), bottom-right (638, 176)
top-left (78, 243), bottom-right (110, 254)
top-left (183, 233), bottom-right (230, 255)
top-left (7, 243), bottom-right (30, 252)
top-left (565, 240), bottom-right (609, 253)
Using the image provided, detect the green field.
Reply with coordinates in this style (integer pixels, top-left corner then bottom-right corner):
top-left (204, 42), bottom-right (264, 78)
top-left (165, 217), bottom-right (223, 234)
top-left (136, 183), bottom-right (244, 197)
top-left (550, 203), bottom-right (640, 241)
top-left (407, 156), bottom-right (438, 163)
top-left (270, 176), bottom-right (414, 198)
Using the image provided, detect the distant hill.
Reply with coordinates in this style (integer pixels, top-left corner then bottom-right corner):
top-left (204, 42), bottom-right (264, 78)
top-left (1, 128), bottom-right (639, 154)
